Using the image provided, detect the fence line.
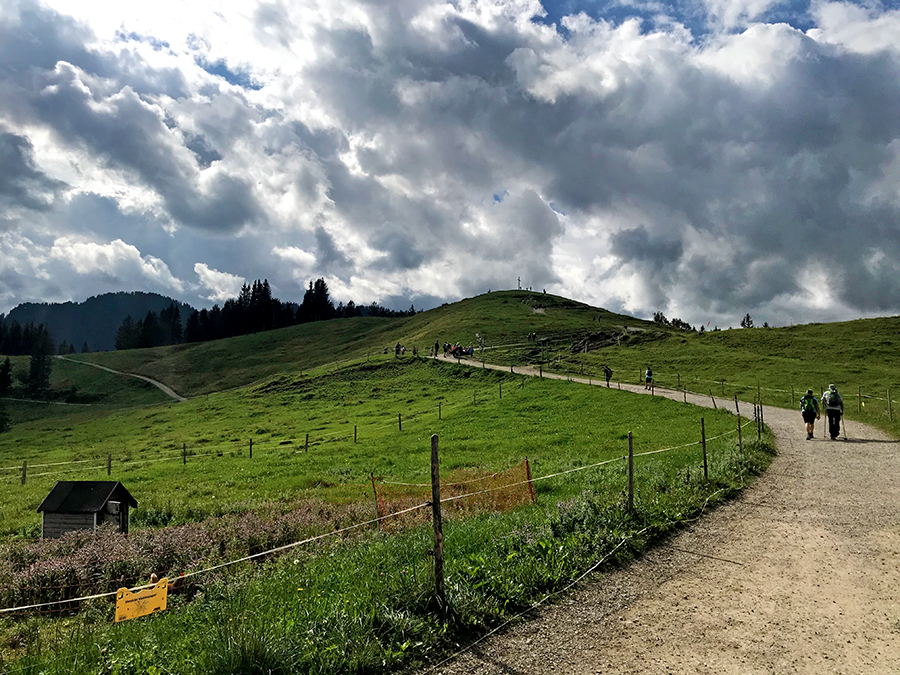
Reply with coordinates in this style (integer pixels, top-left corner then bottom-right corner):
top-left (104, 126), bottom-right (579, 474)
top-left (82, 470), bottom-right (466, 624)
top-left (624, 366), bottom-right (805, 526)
top-left (1, 364), bottom-right (536, 480)
top-left (0, 413), bottom-right (751, 618)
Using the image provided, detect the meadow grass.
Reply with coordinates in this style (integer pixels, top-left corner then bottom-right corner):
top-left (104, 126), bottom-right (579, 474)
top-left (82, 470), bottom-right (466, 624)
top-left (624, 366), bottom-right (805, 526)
top-left (38, 290), bottom-right (898, 439)
top-left (0, 381), bottom-right (773, 674)
top-left (0, 291), bottom-right (889, 673)
top-left (1, 357), bottom-right (742, 536)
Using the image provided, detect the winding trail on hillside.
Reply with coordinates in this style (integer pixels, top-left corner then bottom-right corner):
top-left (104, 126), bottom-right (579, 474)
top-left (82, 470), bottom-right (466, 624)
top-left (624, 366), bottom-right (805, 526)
top-left (426, 354), bottom-right (900, 673)
top-left (56, 355), bottom-right (187, 402)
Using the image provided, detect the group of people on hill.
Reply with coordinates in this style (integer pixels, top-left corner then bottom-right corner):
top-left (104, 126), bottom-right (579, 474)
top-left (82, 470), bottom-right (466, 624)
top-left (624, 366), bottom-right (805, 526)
top-left (799, 385), bottom-right (844, 440)
top-left (435, 341), bottom-right (473, 357)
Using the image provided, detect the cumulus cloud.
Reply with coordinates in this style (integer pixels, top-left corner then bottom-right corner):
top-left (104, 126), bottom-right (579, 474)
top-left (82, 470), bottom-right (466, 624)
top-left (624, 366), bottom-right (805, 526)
top-left (0, 0), bottom-right (898, 328)
top-left (194, 262), bottom-right (245, 301)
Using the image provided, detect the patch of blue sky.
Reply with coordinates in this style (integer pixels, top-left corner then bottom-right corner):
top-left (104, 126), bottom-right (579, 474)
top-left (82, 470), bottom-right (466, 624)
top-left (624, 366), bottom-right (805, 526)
top-left (533, 1), bottom-right (900, 38)
top-left (194, 57), bottom-right (263, 91)
top-left (114, 30), bottom-right (171, 51)
top-left (549, 202), bottom-right (566, 216)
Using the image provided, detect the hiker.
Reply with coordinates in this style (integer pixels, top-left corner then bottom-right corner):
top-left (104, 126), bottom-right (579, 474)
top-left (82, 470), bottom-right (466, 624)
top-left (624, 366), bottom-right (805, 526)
top-left (603, 364), bottom-right (612, 387)
top-left (645, 366), bottom-right (653, 390)
top-left (822, 384), bottom-right (844, 440)
top-left (434, 340), bottom-right (439, 357)
top-left (799, 389), bottom-right (820, 440)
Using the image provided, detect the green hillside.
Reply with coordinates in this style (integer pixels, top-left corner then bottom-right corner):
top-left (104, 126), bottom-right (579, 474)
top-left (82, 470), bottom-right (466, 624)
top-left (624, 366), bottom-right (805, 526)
top-left (3, 289), bottom-right (897, 675)
top-left (47, 289), bottom-right (899, 438)
top-left (58, 290), bottom-right (654, 397)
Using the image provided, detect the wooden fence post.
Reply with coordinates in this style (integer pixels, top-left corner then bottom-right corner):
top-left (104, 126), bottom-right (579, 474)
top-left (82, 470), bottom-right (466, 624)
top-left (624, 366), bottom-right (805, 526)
top-left (701, 418), bottom-right (708, 481)
top-left (683, 389), bottom-right (687, 403)
top-left (677, 373), bottom-right (681, 389)
top-left (439, 402), bottom-right (442, 420)
top-left (370, 473), bottom-right (381, 534)
top-left (721, 380), bottom-right (725, 395)
top-left (182, 443), bottom-right (186, 465)
top-left (499, 382), bottom-right (502, 400)
top-left (890, 389), bottom-right (893, 422)
top-left (398, 413), bottom-right (402, 431)
top-left (791, 386), bottom-right (794, 408)
top-left (626, 432), bottom-right (634, 512)
top-left (21, 460), bottom-right (26, 485)
top-left (525, 457), bottom-right (537, 503)
top-left (734, 394), bottom-right (739, 415)
top-left (738, 414), bottom-right (743, 454)
top-left (709, 390), bottom-right (717, 409)
top-left (249, 439), bottom-right (253, 458)
top-left (354, 425), bottom-right (357, 443)
top-left (107, 453), bottom-right (112, 476)
top-left (539, 365), bottom-right (542, 377)
top-left (305, 433), bottom-right (309, 451)
top-left (430, 434), bottom-right (445, 606)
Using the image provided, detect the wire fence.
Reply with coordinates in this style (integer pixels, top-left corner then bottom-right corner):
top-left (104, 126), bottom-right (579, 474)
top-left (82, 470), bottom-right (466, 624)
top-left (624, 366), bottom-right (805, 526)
top-left (0, 412), bottom-right (754, 622)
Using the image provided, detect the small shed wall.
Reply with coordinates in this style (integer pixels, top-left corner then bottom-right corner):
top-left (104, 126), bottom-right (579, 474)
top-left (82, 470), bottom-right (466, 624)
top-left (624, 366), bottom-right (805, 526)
top-left (42, 512), bottom-right (95, 539)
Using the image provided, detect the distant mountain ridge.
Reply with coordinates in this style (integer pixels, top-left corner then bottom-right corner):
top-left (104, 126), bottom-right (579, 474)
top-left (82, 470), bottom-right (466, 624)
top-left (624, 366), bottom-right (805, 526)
top-left (6, 292), bottom-right (196, 352)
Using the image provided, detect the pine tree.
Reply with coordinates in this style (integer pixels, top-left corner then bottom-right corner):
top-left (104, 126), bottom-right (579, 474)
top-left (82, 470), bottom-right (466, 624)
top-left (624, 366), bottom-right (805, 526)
top-left (0, 357), bottom-right (11, 394)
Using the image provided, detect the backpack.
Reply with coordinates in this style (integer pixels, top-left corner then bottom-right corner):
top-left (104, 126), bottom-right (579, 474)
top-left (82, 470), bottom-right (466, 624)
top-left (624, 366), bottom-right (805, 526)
top-left (801, 396), bottom-right (816, 413)
top-left (825, 391), bottom-right (842, 408)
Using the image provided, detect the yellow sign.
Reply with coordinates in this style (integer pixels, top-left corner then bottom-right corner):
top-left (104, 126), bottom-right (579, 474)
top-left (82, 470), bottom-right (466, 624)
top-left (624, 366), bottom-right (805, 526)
top-left (115, 578), bottom-right (168, 622)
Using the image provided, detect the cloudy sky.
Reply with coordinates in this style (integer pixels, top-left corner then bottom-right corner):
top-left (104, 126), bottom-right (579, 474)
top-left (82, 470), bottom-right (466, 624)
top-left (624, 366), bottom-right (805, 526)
top-left (1, 0), bottom-right (899, 327)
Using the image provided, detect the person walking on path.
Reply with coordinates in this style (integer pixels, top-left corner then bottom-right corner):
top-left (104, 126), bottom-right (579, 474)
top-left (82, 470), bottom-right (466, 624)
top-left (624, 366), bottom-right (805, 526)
top-left (603, 364), bottom-right (613, 387)
top-left (822, 384), bottom-right (844, 439)
top-left (800, 388), bottom-right (820, 440)
top-left (645, 366), bottom-right (653, 390)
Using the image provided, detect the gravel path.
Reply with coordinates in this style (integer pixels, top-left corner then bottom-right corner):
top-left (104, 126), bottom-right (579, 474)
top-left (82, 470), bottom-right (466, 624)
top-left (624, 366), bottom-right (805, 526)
top-left (425, 355), bottom-right (900, 674)
top-left (56, 355), bottom-right (188, 402)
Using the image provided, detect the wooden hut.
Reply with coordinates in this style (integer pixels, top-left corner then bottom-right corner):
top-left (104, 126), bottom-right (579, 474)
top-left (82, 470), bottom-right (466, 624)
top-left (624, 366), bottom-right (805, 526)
top-left (37, 481), bottom-right (137, 538)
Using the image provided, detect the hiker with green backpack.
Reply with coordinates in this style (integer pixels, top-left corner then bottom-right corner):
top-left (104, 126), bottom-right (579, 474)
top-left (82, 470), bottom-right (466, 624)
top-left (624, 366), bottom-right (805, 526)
top-left (800, 389), bottom-right (820, 440)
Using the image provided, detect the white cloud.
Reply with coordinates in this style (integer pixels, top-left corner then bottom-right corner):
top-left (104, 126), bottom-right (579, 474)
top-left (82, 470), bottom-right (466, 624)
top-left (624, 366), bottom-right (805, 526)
top-left (194, 262), bottom-right (244, 301)
top-left (1, 0), bottom-right (899, 326)
top-left (50, 237), bottom-right (185, 291)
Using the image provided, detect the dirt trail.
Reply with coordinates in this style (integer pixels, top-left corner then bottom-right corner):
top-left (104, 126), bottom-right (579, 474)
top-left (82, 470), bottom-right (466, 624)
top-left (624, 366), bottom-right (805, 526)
top-left (427, 355), bottom-right (900, 674)
top-left (56, 355), bottom-right (187, 402)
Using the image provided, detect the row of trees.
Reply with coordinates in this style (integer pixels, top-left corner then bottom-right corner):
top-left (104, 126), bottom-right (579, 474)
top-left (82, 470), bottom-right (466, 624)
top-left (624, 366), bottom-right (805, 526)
top-left (115, 279), bottom-right (417, 350)
top-left (0, 319), bottom-right (55, 356)
top-left (115, 303), bottom-right (183, 351)
top-left (652, 312), bottom-right (696, 331)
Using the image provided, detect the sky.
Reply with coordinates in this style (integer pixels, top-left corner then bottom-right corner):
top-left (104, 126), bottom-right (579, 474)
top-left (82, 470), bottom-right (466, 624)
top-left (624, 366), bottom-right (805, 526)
top-left (1, 0), bottom-right (900, 328)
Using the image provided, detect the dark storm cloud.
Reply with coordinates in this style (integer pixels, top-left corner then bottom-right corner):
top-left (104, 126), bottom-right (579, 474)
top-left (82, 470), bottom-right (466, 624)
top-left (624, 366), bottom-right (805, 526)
top-left (314, 226), bottom-right (353, 273)
top-left (0, 130), bottom-right (66, 212)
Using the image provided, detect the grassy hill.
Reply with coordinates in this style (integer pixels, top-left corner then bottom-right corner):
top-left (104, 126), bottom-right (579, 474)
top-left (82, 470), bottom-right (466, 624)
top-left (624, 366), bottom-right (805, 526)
top-left (44, 289), bottom-right (899, 437)
top-left (55, 290), bottom-right (655, 397)
top-left (0, 290), bottom-right (895, 675)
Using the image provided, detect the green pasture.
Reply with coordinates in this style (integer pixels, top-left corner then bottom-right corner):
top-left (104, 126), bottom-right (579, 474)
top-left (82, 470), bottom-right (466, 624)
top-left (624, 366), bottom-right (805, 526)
top-left (532, 315), bottom-right (900, 438)
top-left (31, 291), bottom-right (898, 441)
top-left (0, 355), bottom-right (771, 674)
top-left (0, 356), bottom-right (742, 537)
top-left (61, 290), bottom-right (647, 397)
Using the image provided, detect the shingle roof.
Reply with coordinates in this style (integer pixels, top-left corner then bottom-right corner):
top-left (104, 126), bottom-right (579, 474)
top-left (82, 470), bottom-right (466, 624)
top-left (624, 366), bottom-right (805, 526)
top-left (36, 481), bottom-right (138, 513)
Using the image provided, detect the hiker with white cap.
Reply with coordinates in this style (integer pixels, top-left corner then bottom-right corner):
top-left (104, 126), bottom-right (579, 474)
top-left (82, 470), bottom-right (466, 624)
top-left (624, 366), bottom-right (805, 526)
top-left (822, 384), bottom-right (844, 440)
